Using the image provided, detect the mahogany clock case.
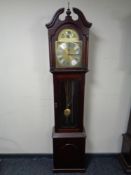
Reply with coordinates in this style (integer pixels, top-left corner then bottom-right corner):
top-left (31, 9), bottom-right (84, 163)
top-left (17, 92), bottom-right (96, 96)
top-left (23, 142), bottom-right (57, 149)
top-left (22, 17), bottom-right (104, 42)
top-left (46, 7), bottom-right (92, 172)
top-left (53, 128), bottom-right (86, 172)
top-left (120, 109), bottom-right (131, 173)
top-left (46, 7), bottom-right (92, 73)
top-left (53, 72), bottom-right (85, 132)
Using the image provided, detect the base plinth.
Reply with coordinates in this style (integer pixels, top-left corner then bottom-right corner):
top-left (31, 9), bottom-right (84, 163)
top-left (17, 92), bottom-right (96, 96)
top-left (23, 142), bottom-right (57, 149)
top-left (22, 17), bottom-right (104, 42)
top-left (52, 127), bottom-right (86, 172)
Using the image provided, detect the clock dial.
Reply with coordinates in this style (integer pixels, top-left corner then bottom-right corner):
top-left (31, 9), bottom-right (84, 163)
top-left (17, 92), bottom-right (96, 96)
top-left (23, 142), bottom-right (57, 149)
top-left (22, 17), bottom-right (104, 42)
top-left (56, 42), bottom-right (82, 67)
top-left (55, 29), bottom-right (82, 68)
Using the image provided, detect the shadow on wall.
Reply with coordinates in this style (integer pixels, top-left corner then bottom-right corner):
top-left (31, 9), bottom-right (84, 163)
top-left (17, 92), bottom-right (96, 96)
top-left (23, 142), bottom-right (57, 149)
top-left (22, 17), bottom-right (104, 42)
top-left (120, 14), bottom-right (131, 74)
top-left (84, 14), bottom-right (131, 152)
top-left (0, 137), bottom-right (22, 153)
top-left (118, 14), bottom-right (131, 137)
top-left (84, 31), bottom-right (100, 151)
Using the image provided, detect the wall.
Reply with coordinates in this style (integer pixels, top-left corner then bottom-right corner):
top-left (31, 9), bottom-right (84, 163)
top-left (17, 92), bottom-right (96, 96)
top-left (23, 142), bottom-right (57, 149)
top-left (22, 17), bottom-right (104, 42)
top-left (0, 0), bottom-right (130, 153)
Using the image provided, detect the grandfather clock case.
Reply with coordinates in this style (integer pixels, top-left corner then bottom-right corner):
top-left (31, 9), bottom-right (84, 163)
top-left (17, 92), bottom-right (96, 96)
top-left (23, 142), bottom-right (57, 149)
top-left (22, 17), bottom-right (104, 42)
top-left (120, 109), bottom-right (131, 173)
top-left (46, 7), bottom-right (92, 172)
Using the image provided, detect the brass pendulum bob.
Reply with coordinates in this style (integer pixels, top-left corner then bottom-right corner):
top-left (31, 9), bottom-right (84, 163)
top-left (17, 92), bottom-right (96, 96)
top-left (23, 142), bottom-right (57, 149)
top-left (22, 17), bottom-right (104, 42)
top-left (64, 107), bottom-right (71, 117)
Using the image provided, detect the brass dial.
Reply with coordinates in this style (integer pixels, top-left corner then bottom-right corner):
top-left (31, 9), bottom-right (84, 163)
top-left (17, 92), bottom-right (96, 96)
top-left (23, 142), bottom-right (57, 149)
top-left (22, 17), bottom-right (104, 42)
top-left (55, 29), bottom-right (82, 68)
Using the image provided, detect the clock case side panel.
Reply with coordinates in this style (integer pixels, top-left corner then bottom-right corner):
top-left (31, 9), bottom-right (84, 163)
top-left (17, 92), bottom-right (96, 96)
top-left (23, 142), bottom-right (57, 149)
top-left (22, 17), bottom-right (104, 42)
top-left (53, 73), bottom-right (85, 132)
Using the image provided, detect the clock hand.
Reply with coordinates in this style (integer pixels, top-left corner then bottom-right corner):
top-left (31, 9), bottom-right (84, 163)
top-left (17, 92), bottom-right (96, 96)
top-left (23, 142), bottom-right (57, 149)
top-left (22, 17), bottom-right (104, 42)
top-left (68, 53), bottom-right (80, 55)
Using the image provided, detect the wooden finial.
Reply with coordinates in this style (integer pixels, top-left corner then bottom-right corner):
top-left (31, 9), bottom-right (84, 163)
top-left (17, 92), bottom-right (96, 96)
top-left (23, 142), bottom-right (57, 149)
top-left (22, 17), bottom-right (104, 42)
top-left (66, 1), bottom-right (71, 16)
top-left (68, 1), bottom-right (70, 9)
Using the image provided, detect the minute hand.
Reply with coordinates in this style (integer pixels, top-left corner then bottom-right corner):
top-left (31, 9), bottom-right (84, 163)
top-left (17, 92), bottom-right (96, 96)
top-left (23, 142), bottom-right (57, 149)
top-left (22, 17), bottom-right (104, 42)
top-left (68, 53), bottom-right (79, 55)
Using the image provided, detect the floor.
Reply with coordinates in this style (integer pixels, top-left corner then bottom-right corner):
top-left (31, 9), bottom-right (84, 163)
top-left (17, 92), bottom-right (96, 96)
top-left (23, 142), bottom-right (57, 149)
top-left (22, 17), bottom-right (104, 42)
top-left (0, 155), bottom-right (127, 175)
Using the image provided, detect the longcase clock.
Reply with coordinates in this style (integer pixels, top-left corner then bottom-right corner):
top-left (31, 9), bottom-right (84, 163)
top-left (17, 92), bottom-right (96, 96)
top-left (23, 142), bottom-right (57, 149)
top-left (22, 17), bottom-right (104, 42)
top-left (46, 7), bottom-right (92, 172)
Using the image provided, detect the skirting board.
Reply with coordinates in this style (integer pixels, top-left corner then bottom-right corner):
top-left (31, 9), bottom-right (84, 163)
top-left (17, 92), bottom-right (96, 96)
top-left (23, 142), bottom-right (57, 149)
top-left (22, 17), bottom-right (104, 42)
top-left (0, 153), bottom-right (120, 172)
top-left (0, 153), bottom-right (119, 159)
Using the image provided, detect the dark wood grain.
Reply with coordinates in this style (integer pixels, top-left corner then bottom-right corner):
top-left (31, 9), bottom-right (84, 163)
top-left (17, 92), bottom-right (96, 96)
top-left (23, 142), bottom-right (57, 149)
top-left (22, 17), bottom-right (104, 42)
top-left (120, 109), bottom-right (131, 173)
top-left (45, 7), bottom-right (92, 172)
top-left (53, 73), bottom-right (85, 132)
top-left (46, 7), bottom-right (92, 72)
top-left (53, 128), bottom-right (86, 172)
